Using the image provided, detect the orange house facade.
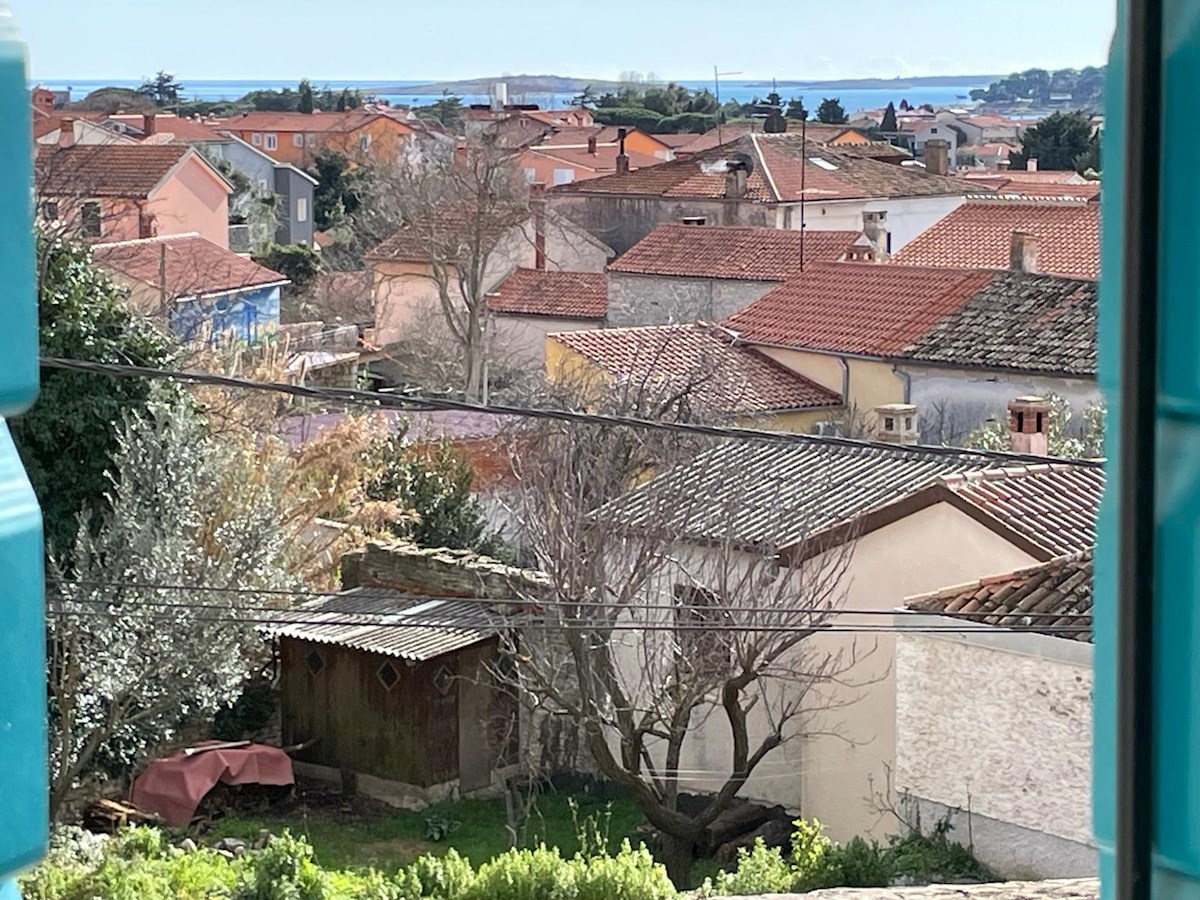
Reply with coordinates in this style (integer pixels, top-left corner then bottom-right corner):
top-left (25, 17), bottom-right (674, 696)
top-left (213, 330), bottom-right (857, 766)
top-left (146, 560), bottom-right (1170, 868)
top-left (221, 110), bottom-right (416, 167)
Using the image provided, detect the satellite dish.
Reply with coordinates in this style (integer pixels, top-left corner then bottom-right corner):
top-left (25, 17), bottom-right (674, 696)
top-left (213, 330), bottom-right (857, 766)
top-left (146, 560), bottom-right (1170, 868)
top-left (729, 152), bottom-right (755, 175)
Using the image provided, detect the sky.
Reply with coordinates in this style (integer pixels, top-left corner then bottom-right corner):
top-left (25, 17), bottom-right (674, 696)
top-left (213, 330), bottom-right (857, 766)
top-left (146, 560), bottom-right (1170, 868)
top-left (11, 0), bottom-right (1115, 83)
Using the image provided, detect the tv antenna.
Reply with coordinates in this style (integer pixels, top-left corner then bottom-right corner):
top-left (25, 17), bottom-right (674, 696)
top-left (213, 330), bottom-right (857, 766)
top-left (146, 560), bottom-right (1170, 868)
top-left (713, 66), bottom-right (743, 146)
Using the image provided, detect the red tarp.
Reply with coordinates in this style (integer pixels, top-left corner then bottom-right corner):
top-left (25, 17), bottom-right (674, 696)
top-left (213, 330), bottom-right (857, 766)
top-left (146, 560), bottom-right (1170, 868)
top-left (130, 741), bottom-right (295, 826)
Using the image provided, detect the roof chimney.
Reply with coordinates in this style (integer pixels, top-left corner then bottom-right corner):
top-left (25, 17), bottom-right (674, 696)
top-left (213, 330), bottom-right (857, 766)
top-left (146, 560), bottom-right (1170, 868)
top-left (874, 403), bottom-right (919, 445)
top-left (615, 128), bottom-right (630, 175)
top-left (1008, 396), bottom-right (1050, 456)
top-left (725, 167), bottom-right (748, 200)
top-left (587, 135), bottom-right (597, 155)
top-left (57, 117), bottom-right (77, 148)
top-left (1009, 230), bottom-right (1039, 274)
top-left (996, 158), bottom-right (1011, 171)
top-left (861, 210), bottom-right (889, 261)
top-left (1027, 157), bottom-right (1038, 172)
top-left (142, 112), bottom-right (156, 137)
top-left (923, 138), bottom-right (949, 175)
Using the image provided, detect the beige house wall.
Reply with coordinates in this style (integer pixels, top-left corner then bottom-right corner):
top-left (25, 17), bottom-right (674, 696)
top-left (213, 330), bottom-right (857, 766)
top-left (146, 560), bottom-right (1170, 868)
top-left (754, 347), bottom-right (906, 419)
top-left (895, 621), bottom-right (1094, 877)
top-left (146, 155), bottom-right (231, 248)
top-left (614, 502), bottom-right (1039, 845)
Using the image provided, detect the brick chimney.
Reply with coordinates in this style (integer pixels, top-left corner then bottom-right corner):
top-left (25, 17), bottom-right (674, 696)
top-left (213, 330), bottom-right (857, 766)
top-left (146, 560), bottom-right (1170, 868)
top-left (57, 117), bottom-right (77, 148)
top-left (861, 210), bottom-right (889, 261)
top-left (1009, 230), bottom-right (1040, 274)
top-left (587, 135), bottom-right (597, 155)
top-left (725, 167), bottom-right (748, 200)
top-left (1008, 396), bottom-right (1050, 456)
top-left (142, 112), bottom-right (156, 136)
top-left (1027, 157), bottom-right (1039, 172)
top-left (874, 403), bottom-right (919, 445)
top-left (923, 139), bottom-right (949, 175)
top-left (615, 128), bottom-right (630, 175)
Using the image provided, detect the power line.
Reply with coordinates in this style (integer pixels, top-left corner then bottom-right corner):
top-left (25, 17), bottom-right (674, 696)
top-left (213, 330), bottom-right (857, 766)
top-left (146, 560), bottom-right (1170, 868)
top-left (39, 356), bottom-right (1106, 468)
top-left (44, 578), bottom-right (1094, 620)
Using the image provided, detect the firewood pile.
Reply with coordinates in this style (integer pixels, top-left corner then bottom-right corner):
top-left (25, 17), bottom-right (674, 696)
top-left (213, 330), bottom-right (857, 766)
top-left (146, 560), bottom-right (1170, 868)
top-left (83, 798), bottom-right (157, 833)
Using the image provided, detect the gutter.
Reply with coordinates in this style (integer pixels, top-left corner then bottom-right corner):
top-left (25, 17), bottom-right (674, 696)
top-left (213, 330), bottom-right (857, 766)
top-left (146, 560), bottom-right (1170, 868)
top-left (892, 364), bottom-right (912, 404)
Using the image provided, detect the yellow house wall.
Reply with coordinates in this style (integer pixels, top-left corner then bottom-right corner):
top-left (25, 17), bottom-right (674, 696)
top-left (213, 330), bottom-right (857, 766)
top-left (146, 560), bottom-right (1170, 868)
top-left (754, 346), bottom-right (905, 415)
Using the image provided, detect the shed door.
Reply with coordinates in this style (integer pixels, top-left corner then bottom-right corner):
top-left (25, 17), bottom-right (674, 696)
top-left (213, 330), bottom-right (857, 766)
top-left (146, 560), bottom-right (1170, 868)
top-left (457, 644), bottom-right (494, 792)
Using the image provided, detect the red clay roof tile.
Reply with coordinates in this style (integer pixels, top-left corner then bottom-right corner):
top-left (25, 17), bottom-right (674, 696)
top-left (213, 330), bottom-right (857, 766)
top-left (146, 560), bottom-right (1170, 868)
top-left (486, 268), bottom-right (607, 319)
top-left (36, 143), bottom-right (197, 198)
top-left (92, 234), bottom-right (287, 297)
top-left (892, 198), bottom-right (1100, 279)
top-left (552, 323), bottom-right (841, 415)
top-left (609, 224), bottom-right (858, 280)
top-left (723, 261), bottom-right (993, 356)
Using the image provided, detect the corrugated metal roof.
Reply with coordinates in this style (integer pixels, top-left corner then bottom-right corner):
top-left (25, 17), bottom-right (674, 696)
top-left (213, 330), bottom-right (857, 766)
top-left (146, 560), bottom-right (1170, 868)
top-left (265, 587), bottom-right (499, 661)
top-left (596, 441), bottom-right (990, 548)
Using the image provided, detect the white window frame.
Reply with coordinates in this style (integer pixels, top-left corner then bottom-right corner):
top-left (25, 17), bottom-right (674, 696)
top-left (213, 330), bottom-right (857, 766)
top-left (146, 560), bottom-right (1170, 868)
top-left (251, 132), bottom-right (262, 146)
top-left (264, 133), bottom-right (277, 151)
top-left (305, 133), bottom-right (316, 147)
top-left (80, 200), bottom-right (102, 238)
top-left (42, 199), bottom-right (60, 221)
top-left (552, 167), bottom-right (575, 185)
top-left (296, 197), bottom-right (308, 224)
top-left (523, 167), bottom-right (537, 183)
top-left (680, 216), bottom-right (707, 226)
top-left (292, 132), bottom-right (305, 148)
top-left (358, 132), bottom-right (371, 152)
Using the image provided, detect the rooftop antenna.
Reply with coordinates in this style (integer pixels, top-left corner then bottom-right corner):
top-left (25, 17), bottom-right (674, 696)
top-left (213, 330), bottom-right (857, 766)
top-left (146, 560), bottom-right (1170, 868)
top-left (800, 112), bottom-right (807, 271)
top-left (714, 65), bottom-right (743, 146)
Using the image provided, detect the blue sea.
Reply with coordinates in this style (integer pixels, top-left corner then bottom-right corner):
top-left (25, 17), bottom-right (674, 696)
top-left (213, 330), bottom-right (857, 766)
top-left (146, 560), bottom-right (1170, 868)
top-left (33, 78), bottom-right (990, 114)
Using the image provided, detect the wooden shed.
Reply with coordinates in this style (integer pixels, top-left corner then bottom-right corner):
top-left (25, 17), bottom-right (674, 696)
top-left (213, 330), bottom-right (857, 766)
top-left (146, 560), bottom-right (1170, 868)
top-left (269, 542), bottom-right (543, 794)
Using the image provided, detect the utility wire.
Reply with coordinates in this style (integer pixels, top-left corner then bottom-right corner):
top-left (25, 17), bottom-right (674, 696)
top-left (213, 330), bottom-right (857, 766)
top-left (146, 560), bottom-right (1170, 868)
top-left (44, 578), bottom-right (1094, 620)
top-left (39, 356), bottom-right (1106, 468)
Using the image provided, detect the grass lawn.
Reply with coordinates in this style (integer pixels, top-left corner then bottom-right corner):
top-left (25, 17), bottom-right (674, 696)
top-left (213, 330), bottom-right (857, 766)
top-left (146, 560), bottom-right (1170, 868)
top-left (207, 789), bottom-right (647, 875)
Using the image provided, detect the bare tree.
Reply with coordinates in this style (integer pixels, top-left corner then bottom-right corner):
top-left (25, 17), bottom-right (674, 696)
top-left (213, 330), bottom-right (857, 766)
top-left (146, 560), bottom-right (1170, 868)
top-left (358, 134), bottom-right (535, 401)
top-left (494, 381), bottom-right (870, 886)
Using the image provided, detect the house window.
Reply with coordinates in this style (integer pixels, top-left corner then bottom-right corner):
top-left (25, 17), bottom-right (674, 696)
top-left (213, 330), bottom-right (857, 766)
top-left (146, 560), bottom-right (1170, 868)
top-left (251, 132), bottom-right (262, 146)
top-left (359, 132), bottom-right (371, 152)
top-left (305, 648), bottom-right (325, 675)
top-left (905, 416), bottom-right (914, 430)
top-left (292, 132), bottom-right (305, 148)
top-left (673, 585), bottom-right (732, 674)
top-left (681, 216), bottom-right (707, 225)
top-left (80, 201), bottom-right (102, 238)
top-left (306, 133), bottom-right (316, 147)
top-left (41, 200), bottom-right (59, 220)
top-left (884, 416), bottom-right (896, 431)
top-left (524, 167), bottom-right (537, 183)
top-left (552, 167), bottom-right (575, 185)
top-left (265, 133), bottom-right (277, 150)
top-left (296, 197), bottom-right (308, 223)
top-left (377, 660), bottom-right (400, 691)
top-left (930, 127), bottom-right (938, 133)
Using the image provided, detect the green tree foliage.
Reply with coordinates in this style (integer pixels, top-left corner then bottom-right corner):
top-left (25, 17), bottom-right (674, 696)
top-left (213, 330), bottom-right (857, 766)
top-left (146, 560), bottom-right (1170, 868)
top-left (591, 107), bottom-right (666, 133)
top-left (1009, 111), bottom-right (1095, 171)
top-left (11, 237), bottom-right (175, 555)
top-left (1075, 129), bottom-right (1101, 177)
top-left (76, 86), bottom-right (155, 114)
top-left (816, 97), bottom-right (848, 124)
top-left (252, 244), bottom-right (323, 294)
top-left (970, 66), bottom-right (1106, 108)
top-left (298, 79), bottom-right (315, 114)
top-left (414, 94), bottom-right (464, 131)
top-left (880, 101), bottom-right (898, 132)
top-left (363, 432), bottom-right (503, 555)
top-left (784, 96), bottom-right (808, 120)
top-left (307, 150), bottom-right (367, 231)
top-left (136, 70), bottom-right (183, 107)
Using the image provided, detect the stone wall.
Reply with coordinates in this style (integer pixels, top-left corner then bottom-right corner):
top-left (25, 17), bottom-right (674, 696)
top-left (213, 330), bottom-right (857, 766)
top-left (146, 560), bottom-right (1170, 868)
top-left (753, 879), bottom-right (1099, 900)
top-left (606, 272), bottom-right (777, 327)
top-left (894, 623), bottom-right (1094, 878)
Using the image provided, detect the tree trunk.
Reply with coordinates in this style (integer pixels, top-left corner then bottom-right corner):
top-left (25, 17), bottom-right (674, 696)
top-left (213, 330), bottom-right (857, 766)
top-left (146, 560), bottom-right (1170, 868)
top-left (463, 318), bottom-right (485, 402)
top-left (658, 831), bottom-right (696, 890)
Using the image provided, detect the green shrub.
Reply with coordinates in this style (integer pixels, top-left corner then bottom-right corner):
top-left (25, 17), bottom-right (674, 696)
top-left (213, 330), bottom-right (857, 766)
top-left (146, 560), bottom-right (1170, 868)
top-left (708, 838), bottom-right (795, 896)
top-left (112, 825), bottom-right (169, 860)
top-left (408, 848), bottom-right (476, 898)
top-left (462, 845), bottom-right (574, 900)
top-left (214, 679), bottom-right (277, 740)
top-left (571, 841), bottom-right (674, 900)
top-left (829, 836), bottom-right (890, 888)
top-left (235, 830), bottom-right (329, 900)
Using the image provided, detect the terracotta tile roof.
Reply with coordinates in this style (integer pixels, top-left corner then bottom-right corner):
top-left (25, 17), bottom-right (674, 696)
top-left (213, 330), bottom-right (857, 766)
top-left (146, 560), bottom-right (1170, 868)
top-left (905, 550), bottom-right (1093, 641)
top-left (539, 125), bottom-right (668, 149)
top-left (965, 169), bottom-right (1086, 185)
top-left (724, 261), bottom-right (993, 356)
top-left (92, 234), bottom-right (288, 297)
top-left (892, 199), bottom-right (1100, 279)
top-left (961, 114), bottom-right (1024, 129)
top-left (608, 224), bottom-right (858, 280)
top-left (524, 144), bottom-right (663, 174)
top-left (221, 110), bottom-right (405, 134)
top-left (899, 272), bottom-right (1097, 377)
top-left (655, 133), bottom-right (701, 149)
top-left (999, 183), bottom-right (1101, 199)
top-left (552, 323), bottom-right (841, 416)
top-left (485, 268), bottom-right (607, 319)
top-left (35, 143), bottom-right (195, 198)
top-left (939, 464), bottom-right (1102, 556)
top-left (365, 208), bottom-right (519, 264)
top-left (669, 122), bottom-right (864, 156)
top-left (597, 440), bottom-right (989, 548)
top-left (550, 133), bottom-right (970, 203)
top-left (107, 113), bottom-right (230, 143)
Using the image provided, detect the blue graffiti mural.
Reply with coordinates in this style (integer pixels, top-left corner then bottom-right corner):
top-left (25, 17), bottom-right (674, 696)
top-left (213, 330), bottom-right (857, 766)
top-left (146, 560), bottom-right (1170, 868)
top-left (168, 284), bottom-right (281, 345)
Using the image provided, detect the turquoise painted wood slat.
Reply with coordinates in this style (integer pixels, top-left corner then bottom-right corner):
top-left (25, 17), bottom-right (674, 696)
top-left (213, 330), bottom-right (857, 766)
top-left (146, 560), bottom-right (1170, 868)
top-left (0, 3), bottom-right (45, 894)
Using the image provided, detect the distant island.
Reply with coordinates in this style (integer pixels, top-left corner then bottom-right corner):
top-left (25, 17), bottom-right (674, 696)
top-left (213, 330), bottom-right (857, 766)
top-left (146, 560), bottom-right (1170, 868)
top-left (379, 73), bottom-right (1002, 97)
